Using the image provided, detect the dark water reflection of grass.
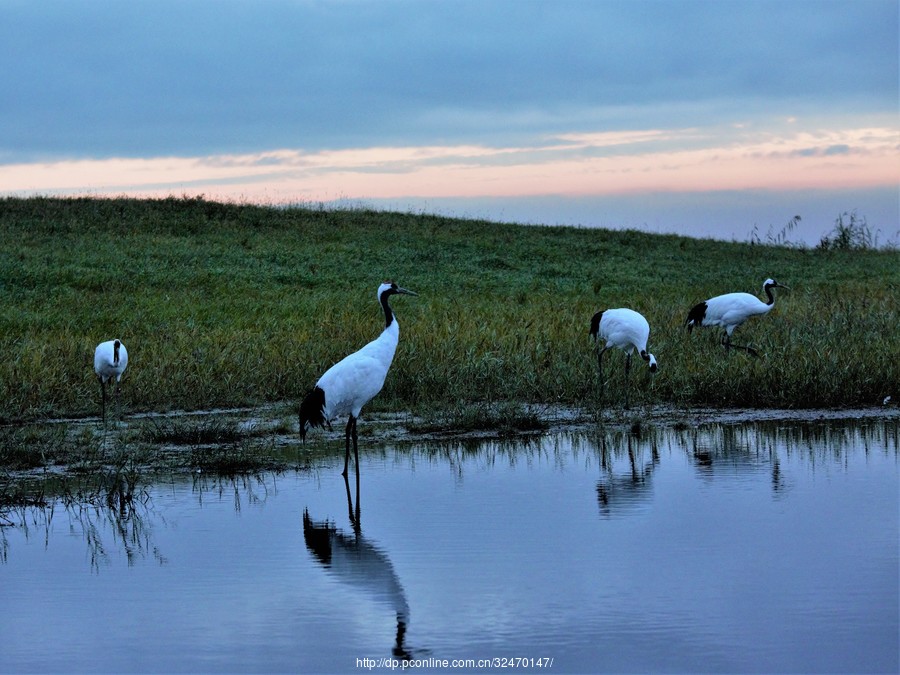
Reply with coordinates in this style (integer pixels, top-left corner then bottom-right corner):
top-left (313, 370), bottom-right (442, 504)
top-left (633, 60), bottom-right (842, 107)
top-left (2, 415), bottom-right (896, 570)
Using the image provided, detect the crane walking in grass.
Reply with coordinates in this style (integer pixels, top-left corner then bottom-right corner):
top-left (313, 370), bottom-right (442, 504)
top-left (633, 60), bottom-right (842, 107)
top-left (590, 308), bottom-right (658, 409)
top-left (685, 278), bottom-right (790, 356)
top-left (298, 281), bottom-right (417, 477)
top-left (94, 339), bottom-right (128, 425)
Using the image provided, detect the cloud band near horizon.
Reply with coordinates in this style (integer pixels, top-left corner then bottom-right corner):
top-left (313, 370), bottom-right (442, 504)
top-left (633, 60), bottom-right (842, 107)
top-left (3, 116), bottom-right (897, 204)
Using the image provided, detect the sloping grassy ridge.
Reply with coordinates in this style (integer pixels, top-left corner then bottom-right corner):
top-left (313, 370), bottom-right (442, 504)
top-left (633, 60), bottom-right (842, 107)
top-left (0, 195), bottom-right (897, 422)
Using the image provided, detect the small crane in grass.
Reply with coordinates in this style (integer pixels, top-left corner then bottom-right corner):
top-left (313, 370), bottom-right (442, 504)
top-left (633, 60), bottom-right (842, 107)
top-left (590, 308), bottom-right (658, 408)
top-left (298, 281), bottom-right (417, 477)
top-left (94, 339), bottom-right (128, 425)
top-left (685, 278), bottom-right (790, 356)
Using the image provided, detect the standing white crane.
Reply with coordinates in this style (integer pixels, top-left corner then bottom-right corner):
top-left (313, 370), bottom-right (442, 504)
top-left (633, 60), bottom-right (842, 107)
top-left (685, 278), bottom-right (790, 356)
top-left (589, 308), bottom-right (658, 408)
top-left (298, 281), bottom-right (417, 477)
top-left (94, 339), bottom-right (128, 424)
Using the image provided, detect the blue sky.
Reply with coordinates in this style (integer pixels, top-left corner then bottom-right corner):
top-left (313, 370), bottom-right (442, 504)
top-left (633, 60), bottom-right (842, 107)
top-left (1, 0), bottom-right (897, 244)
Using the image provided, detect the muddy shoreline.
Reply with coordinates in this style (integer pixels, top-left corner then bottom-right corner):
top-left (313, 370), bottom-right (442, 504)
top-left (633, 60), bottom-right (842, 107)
top-left (27, 401), bottom-right (900, 444)
top-left (2, 403), bottom-right (898, 508)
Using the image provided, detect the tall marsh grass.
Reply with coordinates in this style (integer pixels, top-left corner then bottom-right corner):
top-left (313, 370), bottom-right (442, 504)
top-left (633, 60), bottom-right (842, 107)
top-left (0, 195), bottom-right (897, 422)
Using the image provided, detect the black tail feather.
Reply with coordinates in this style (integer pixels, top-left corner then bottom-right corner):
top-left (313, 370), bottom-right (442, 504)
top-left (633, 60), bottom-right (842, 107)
top-left (589, 310), bottom-right (605, 338)
top-left (685, 301), bottom-right (708, 332)
top-left (298, 386), bottom-right (327, 441)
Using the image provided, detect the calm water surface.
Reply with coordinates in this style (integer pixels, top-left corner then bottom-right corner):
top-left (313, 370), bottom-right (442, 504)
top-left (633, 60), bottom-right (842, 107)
top-left (2, 420), bottom-right (898, 674)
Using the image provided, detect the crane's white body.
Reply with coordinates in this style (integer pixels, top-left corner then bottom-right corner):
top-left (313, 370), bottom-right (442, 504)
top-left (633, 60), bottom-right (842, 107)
top-left (685, 278), bottom-right (789, 355)
top-left (593, 308), bottom-right (656, 367)
top-left (699, 291), bottom-right (775, 336)
top-left (589, 307), bottom-right (657, 408)
top-left (94, 339), bottom-right (128, 383)
top-left (94, 339), bottom-right (128, 424)
top-left (299, 282), bottom-right (416, 476)
top-left (316, 318), bottom-right (398, 422)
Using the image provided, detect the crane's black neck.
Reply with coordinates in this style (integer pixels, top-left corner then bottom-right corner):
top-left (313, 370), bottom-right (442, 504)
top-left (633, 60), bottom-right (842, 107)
top-left (764, 284), bottom-right (776, 305)
top-left (380, 291), bottom-right (395, 328)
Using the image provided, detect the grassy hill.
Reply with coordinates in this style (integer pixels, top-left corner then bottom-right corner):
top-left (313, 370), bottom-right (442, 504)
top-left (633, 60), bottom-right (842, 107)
top-left (0, 195), bottom-right (897, 423)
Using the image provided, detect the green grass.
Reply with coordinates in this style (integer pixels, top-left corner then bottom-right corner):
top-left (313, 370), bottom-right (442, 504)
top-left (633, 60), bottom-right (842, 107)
top-left (407, 401), bottom-right (549, 436)
top-left (141, 418), bottom-right (249, 446)
top-left (0, 195), bottom-right (897, 424)
top-left (0, 417), bottom-right (299, 511)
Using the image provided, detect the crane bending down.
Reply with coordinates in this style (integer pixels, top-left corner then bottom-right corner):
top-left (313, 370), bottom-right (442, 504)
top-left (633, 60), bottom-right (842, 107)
top-left (94, 339), bottom-right (128, 425)
top-left (298, 281), bottom-right (417, 477)
top-left (685, 278), bottom-right (790, 356)
top-left (589, 308), bottom-right (658, 408)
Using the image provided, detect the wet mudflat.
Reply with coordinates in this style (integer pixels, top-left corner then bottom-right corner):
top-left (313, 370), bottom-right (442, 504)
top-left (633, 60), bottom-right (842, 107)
top-left (1, 418), bottom-right (898, 674)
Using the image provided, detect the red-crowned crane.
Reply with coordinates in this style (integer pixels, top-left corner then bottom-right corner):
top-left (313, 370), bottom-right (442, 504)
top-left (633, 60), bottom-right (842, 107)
top-left (298, 281), bottom-right (417, 477)
top-left (685, 278), bottom-right (790, 356)
top-left (589, 308), bottom-right (658, 408)
top-left (94, 339), bottom-right (128, 425)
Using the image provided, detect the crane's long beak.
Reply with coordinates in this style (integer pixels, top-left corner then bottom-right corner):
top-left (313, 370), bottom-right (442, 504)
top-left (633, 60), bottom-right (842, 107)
top-left (776, 282), bottom-right (792, 291)
top-left (397, 287), bottom-right (418, 296)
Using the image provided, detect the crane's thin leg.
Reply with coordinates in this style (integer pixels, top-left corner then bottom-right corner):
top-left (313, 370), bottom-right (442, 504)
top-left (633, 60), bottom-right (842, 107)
top-left (99, 378), bottom-right (107, 427)
top-left (342, 417), bottom-right (353, 477)
top-left (624, 352), bottom-right (632, 410)
top-left (724, 332), bottom-right (758, 357)
top-left (351, 416), bottom-right (359, 477)
top-left (354, 459), bottom-right (361, 525)
top-left (596, 347), bottom-right (608, 400)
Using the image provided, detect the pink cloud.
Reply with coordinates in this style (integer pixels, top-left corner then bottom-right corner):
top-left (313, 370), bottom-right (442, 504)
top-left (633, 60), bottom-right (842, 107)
top-left (1, 121), bottom-right (896, 204)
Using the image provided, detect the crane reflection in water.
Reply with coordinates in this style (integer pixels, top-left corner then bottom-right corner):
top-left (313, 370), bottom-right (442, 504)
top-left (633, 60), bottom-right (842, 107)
top-left (595, 432), bottom-right (659, 518)
top-left (689, 424), bottom-right (786, 494)
top-left (593, 423), bottom-right (788, 519)
top-left (302, 474), bottom-right (417, 660)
